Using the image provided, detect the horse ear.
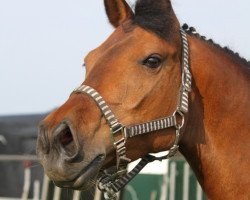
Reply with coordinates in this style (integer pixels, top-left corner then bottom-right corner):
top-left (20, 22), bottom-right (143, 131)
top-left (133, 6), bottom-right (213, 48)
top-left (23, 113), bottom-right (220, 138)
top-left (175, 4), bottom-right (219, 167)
top-left (104, 0), bottom-right (134, 27)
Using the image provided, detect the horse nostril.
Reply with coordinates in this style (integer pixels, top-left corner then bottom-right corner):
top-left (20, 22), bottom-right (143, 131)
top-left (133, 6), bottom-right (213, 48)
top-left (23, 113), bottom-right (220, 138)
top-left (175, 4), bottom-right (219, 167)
top-left (59, 126), bottom-right (73, 147)
top-left (57, 124), bottom-right (79, 159)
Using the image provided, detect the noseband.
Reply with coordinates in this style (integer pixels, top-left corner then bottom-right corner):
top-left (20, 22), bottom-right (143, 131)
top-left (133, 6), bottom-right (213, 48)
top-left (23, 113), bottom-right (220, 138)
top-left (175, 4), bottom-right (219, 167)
top-left (72, 28), bottom-right (191, 199)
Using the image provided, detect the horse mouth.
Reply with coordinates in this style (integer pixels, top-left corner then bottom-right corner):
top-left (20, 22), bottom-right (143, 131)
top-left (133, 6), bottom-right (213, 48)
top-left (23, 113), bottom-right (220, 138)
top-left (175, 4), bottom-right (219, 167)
top-left (54, 154), bottom-right (105, 190)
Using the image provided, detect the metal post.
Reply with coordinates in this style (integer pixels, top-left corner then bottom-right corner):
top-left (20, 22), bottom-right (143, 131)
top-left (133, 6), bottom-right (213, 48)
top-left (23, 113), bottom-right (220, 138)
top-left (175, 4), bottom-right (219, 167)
top-left (41, 175), bottom-right (50, 200)
top-left (160, 161), bottom-right (169, 200)
top-left (183, 163), bottom-right (190, 200)
top-left (33, 180), bottom-right (40, 200)
top-left (169, 162), bottom-right (176, 200)
top-left (72, 190), bottom-right (81, 200)
top-left (196, 182), bottom-right (203, 200)
top-left (94, 186), bottom-right (102, 200)
top-left (53, 187), bottom-right (62, 200)
top-left (150, 190), bottom-right (157, 200)
top-left (21, 161), bottom-right (31, 200)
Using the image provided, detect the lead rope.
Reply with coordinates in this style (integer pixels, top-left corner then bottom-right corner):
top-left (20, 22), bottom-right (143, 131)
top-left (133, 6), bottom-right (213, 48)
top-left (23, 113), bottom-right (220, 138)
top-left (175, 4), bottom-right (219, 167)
top-left (72, 28), bottom-right (191, 200)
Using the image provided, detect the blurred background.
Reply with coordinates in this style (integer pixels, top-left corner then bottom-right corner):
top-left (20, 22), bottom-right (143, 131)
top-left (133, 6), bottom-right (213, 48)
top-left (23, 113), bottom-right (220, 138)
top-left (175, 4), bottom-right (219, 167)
top-left (0, 0), bottom-right (249, 199)
top-left (0, 0), bottom-right (249, 116)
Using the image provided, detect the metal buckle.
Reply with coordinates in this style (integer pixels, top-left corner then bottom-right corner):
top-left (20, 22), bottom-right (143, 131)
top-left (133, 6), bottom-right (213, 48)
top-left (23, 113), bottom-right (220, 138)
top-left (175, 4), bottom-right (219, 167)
top-left (114, 137), bottom-right (131, 169)
top-left (168, 145), bottom-right (179, 157)
top-left (182, 67), bottom-right (192, 92)
top-left (97, 178), bottom-right (117, 200)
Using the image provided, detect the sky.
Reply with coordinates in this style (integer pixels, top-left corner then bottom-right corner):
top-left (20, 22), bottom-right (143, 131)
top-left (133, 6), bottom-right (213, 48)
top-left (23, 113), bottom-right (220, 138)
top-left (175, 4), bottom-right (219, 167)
top-left (0, 0), bottom-right (249, 116)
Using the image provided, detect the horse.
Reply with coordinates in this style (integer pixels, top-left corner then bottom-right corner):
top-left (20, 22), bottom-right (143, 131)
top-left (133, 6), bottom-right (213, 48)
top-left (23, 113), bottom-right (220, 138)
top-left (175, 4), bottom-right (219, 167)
top-left (36, 0), bottom-right (250, 199)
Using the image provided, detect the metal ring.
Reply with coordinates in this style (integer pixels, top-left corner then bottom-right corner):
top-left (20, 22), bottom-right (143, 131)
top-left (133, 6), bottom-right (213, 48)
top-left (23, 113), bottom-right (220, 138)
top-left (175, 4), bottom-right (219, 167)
top-left (173, 110), bottom-right (185, 129)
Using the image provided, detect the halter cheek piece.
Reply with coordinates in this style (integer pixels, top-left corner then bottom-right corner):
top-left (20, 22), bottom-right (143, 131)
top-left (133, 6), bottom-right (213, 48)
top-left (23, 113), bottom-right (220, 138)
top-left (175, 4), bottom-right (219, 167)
top-left (72, 28), bottom-right (191, 199)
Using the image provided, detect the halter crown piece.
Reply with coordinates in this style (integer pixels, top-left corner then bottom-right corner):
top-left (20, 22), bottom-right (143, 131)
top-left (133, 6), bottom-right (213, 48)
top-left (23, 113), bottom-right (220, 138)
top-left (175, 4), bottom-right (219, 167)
top-left (72, 28), bottom-right (192, 199)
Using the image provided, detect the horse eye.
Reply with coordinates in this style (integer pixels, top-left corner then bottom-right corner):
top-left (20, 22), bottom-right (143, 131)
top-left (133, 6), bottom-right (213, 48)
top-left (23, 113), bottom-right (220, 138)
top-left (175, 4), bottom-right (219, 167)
top-left (143, 55), bottom-right (162, 68)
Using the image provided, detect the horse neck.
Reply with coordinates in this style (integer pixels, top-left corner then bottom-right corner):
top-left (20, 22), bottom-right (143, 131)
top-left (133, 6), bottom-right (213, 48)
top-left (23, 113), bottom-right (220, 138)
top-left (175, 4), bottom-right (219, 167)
top-left (179, 36), bottom-right (250, 199)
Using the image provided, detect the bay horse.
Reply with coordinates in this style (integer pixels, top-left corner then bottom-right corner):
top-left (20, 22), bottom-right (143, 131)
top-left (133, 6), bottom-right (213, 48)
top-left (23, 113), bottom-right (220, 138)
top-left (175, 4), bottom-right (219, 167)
top-left (36, 0), bottom-right (250, 199)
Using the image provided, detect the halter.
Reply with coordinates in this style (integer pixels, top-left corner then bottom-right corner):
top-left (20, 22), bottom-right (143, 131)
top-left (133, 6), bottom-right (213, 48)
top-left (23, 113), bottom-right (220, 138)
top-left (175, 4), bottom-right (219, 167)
top-left (72, 28), bottom-right (191, 199)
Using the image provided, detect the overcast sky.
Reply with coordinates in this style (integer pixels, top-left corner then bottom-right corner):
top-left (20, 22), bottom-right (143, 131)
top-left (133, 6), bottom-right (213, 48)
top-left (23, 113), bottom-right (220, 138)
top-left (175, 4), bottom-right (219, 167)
top-left (0, 0), bottom-right (249, 116)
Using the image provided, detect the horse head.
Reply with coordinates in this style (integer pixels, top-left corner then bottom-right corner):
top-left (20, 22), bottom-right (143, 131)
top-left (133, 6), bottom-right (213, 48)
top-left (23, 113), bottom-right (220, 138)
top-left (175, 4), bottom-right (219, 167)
top-left (36, 0), bottom-right (189, 192)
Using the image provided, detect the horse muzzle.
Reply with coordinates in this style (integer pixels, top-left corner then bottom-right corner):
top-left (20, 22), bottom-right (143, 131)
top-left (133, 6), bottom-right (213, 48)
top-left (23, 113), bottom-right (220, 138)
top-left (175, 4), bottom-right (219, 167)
top-left (36, 121), bottom-right (106, 189)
